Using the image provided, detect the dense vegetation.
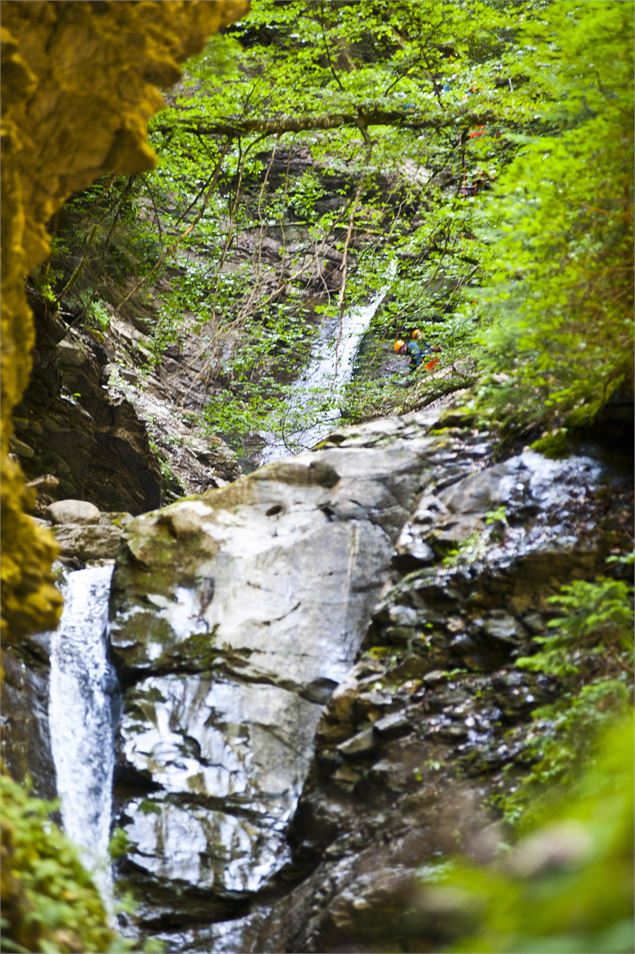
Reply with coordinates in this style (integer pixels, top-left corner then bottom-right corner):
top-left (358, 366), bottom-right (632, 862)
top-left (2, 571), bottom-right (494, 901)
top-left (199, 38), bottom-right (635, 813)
top-left (473, 0), bottom-right (633, 441)
top-left (444, 714), bottom-right (634, 954)
top-left (16, 1), bottom-right (634, 951)
top-left (439, 564), bottom-right (633, 953)
top-left (0, 775), bottom-right (117, 953)
top-left (43, 0), bottom-right (633, 453)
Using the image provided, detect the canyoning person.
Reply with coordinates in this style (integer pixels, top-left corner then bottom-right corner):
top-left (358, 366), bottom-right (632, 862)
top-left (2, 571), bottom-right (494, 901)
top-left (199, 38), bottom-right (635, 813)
top-left (411, 329), bottom-right (441, 371)
top-left (460, 163), bottom-right (492, 198)
top-left (461, 84), bottom-right (479, 103)
top-left (394, 336), bottom-right (422, 372)
top-left (394, 337), bottom-right (419, 371)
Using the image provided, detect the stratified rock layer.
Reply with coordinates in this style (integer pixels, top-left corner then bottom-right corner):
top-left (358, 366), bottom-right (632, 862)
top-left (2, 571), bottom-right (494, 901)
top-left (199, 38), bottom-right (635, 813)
top-left (14, 307), bottom-right (164, 514)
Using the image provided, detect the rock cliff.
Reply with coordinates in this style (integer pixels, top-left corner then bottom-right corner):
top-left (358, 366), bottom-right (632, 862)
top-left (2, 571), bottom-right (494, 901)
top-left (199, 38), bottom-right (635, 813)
top-left (1, 0), bottom-right (247, 640)
top-left (109, 409), bottom-right (438, 928)
top-left (107, 406), bottom-right (631, 950)
top-left (11, 299), bottom-right (242, 516)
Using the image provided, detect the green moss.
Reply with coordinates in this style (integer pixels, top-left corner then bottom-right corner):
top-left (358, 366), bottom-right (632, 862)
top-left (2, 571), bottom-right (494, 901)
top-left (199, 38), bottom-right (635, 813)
top-left (530, 428), bottom-right (572, 459)
top-left (138, 801), bottom-right (162, 817)
top-left (0, 774), bottom-right (117, 953)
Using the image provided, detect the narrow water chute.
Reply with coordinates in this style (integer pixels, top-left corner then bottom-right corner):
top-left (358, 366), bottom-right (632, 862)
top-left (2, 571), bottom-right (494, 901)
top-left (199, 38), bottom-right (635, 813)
top-left (260, 263), bottom-right (396, 463)
top-left (48, 563), bottom-right (117, 905)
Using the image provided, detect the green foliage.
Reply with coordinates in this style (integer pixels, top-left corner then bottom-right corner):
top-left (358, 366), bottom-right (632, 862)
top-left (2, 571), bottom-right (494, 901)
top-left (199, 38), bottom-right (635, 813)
top-left (438, 716), bottom-right (634, 954)
top-left (134, 0), bottom-right (530, 450)
top-left (518, 576), bottom-right (634, 679)
top-left (497, 570), bottom-right (633, 829)
top-left (79, 292), bottom-right (111, 331)
top-left (484, 504), bottom-right (507, 540)
top-left (108, 827), bottom-right (131, 860)
top-left (499, 678), bottom-right (631, 832)
top-left (43, 0), bottom-right (633, 451)
top-left (529, 428), bottom-right (571, 459)
top-left (484, 506), bottom-right (507, 526)
top-left (43, 175), bottom-right (164, 330)
top-left (442, 531), bottom-right (484, 567)
top-left (204, 376), bottom-right (287, 443)
top-left (343, 373), bottom-right (411, 422)
top-left (472, 0), bottom-right (634, 435)
top-left (0, 776), bottom-right (164, 953)
top-left (0, 774), bottom-right (120, 953)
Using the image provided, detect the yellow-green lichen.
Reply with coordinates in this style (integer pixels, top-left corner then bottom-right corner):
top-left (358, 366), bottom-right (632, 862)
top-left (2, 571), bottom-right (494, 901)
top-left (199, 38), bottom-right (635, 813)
top-left (1, 0), bottom-right (248, 641)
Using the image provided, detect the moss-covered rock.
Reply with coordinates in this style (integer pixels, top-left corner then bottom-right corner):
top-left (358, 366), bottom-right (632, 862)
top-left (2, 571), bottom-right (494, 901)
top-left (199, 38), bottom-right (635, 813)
top-left (1, 0), bottom-right (248, 640)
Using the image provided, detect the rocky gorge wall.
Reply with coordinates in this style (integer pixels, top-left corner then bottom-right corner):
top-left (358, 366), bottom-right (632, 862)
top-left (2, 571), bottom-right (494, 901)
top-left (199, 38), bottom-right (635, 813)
top-left (2, 386), bottom-right (630, 949)
top-left (1, 0), bottom-right (248, 641)
top-left (2, 7), bottom-right (632, 950)
top-left (104, 404), bottom-right (632, 951)
top-left (11, 298), bottom-right (242, 517)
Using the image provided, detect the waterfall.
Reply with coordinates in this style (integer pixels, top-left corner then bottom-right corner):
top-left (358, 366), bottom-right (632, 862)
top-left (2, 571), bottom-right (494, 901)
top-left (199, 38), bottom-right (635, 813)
top-left (259, 265), bottom-right (396, 464)
top-left (48, 563), bottom-right (117, 906)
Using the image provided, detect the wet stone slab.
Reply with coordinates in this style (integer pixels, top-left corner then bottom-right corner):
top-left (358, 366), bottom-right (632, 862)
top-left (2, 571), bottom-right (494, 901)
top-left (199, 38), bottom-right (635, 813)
top-left (120, 675), bottom-right (321, 814)
top-left (109, 409), bottom-right (463, 928)
top-left (123, 798), bottom-right (287, 895)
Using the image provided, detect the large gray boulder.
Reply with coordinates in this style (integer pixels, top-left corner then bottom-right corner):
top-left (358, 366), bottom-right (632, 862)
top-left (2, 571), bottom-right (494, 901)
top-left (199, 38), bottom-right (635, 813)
top-left (104, 401), bottom-right (633, 950)
top-left (109, 409), bottom-right (465, 926)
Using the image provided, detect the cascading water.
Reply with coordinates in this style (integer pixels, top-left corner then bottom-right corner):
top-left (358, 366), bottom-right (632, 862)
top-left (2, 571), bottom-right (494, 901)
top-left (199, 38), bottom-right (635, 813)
top-left (48, 563), bottom-right (117, 906)
top-left (259, 264), bottom-right (396, 464)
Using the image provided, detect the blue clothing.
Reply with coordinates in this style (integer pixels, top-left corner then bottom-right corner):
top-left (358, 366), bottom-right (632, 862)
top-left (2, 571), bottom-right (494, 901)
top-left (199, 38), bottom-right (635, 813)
top-left (406, 340), bottom-right (422, 369)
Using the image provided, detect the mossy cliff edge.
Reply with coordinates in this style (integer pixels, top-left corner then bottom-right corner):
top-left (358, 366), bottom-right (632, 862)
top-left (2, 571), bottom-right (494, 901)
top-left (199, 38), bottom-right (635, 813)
top-left (0, 0), bottom-right (248, 641)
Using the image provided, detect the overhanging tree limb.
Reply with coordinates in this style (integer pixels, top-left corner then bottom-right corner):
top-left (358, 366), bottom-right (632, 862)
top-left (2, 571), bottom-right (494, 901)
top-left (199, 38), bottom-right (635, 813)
top-left (152, 107), bottom-right (495, 139)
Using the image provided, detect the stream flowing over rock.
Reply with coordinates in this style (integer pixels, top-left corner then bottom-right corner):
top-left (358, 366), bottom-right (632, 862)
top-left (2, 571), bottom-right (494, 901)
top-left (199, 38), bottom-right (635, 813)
top-left (258, 266), bottom-right (395, 464)
top-left (106, 404), bottom-right (631, 951)
top-left (49, 564), bottom-right (117, 904)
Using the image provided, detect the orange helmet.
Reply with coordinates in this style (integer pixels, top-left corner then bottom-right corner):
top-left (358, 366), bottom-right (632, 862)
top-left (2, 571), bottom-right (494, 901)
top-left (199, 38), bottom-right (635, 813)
top-left (411, 329), bottom-right (422, 340)
top-left (394, 339), bottom-right (406, 353)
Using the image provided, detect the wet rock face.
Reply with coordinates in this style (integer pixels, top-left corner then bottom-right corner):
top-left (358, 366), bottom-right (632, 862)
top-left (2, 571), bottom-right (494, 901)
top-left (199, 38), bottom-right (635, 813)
top-left (14, 311), bottom-right (163, 515)
top-left (105, 347), bottom-right (243, 498)
top-left (120, 677), bottom-right (321, 920)
top-left (109, 409), bottom-right (461, 930)
top-left (0, 641), bottom-right (56, 801)
top-left (107, 409), bottom-right (631, 950)
top-left (14, 307), bottom-right (243, 514)
top-left (225, 444), bottom-right (630, 954)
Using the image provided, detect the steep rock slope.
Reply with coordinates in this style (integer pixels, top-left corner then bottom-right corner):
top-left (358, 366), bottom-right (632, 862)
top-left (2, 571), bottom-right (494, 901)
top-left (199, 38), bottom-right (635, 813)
top-left (109, 408), bottom-right (446, 930)
top-left (12, 300), bottom-right (241, 515)
top-left (106, 408), bottom-right (631, 950)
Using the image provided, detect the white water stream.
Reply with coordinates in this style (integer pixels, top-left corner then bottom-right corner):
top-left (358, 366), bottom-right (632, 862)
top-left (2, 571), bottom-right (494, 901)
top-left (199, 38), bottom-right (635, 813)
top-left (48, 563), bottom-right (116, 906)
top-left (259, 265), bottom-right (396, 464)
